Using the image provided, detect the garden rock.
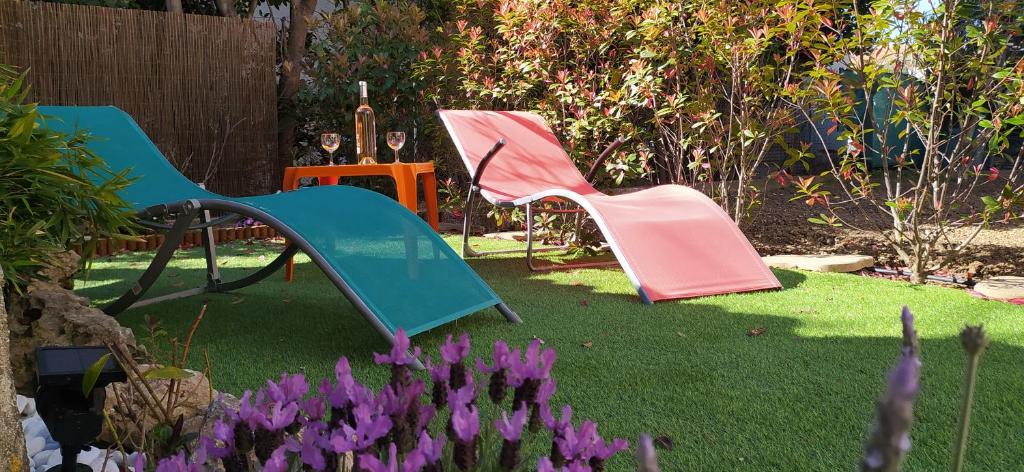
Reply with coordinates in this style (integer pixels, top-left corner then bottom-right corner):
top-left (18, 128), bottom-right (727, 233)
top-left (973, 276), bottom-right (1024, 300)
top-left (5, 252), bottom-right (143, 393)
top-left (35, 251), bottom-right (81, 290)
top-left (761, 254), bottom-right (874, 273)
top-left (100, 365), bottom-right (215, 446)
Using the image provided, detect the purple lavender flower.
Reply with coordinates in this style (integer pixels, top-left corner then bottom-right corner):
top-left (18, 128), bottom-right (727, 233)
top-left (496, 406), bottom-right (530, 442)
top-left (511, 340), bottom-right (557, 386)
top-left (553, 419), bottom-right (626, 469)
top-left (266, 372), bottom-right (309, 403)
top-left (636, 434), bottom-right (660, 472)
top-left (292, 422), bottom-right (328, 471)
top-left (254, 401), bottom-right (300, 431)
top-left (451, 402), bottom-right (480, 470)
top-left (375, 329), bottom-right (423, 388)
top-left (542, 404), bottom-right (573, 433)
top-left (442, 334), bottom-right (471, 389)
top-left (253, 401), bottom-right (299, 464)
top-left (425, 358), bottom-right (450, 408)
top-left (377, 379), bottom-right (426, 453)
top-left (358, 442), bottom-right (399, 472)
top-left (328, 402), bottom-right (393, 454)
top-left (529, 379), bottom-right (557, 432)
top-left (413, 430), bottom-right (446, 467)
top-left (588, 436), bottom-right (629, 471)
top-left (202, 419), bottom-right (234, 459)
top-left (542, 404), bottom-right (574, 466)
top-left (322, 357), bottom-right (373, 429)
top-left (132, 453), bottom-right (146, 472)
top-left (448, 382), bottom-right (477, 410)
top-left (263, 446), bottom-right (290, 472)
top-left (451, 403), bottom-right (480, 443)
top-left (417, 404), bottom-right (436, 436)
top-left (300, 396), bottom-right (326, 425)
top-left (555, 421), bottom-right (594, 462)
top-left (861, 310), bottom-right (921, 472)
top-left (510, 340), bottom-right (557, 412)
top-left (441, 333), bottom-right (471, 364)
top-left (477, 340), bottom-right (515, 403)
top-left (496, 407), bottom-right (530, 471)
top-left (153, 451), bottom-right (202, 472)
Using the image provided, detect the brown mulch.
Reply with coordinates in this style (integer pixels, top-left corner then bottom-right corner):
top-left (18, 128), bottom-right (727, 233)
top-left (742, 180), bottom-right (1024, 278)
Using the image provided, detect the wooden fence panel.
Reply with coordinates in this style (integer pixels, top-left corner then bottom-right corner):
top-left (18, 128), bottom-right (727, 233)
top-left (0, 1), bottom-right (278, 196)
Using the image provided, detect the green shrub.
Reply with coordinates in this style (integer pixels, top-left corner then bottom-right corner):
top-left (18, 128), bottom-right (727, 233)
top-left (0, 66), bottom-right (137, 288)
top-left (302, 0), bottom-right (433, 165)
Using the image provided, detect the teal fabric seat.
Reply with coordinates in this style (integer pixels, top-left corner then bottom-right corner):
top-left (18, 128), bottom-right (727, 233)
top-left (39, 106), bottom-right (519, 359)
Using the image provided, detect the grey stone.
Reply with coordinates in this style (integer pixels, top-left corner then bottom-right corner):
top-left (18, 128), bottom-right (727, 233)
top-left (762, 254), bottom-right (875, 273)
top-left (5, 277), bottom-right (144, 393)
top-left (974, 276), bottom-right (1024, 300)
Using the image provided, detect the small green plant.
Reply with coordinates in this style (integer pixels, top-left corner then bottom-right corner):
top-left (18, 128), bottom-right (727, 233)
top-left (0, 65), bottom-right (137, 289)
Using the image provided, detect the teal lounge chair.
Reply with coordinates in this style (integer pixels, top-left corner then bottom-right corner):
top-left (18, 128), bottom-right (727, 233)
top-left (40, 106), bottom-right (519, 364)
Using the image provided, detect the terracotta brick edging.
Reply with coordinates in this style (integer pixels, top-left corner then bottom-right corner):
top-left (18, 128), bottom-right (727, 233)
top-left (85, 225), bottom-right (279, 257)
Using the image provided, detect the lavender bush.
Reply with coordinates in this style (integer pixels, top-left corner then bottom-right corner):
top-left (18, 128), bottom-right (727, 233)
top-left (144, 332), bottom-right (629, 471)
top-left (142, 308), bottom-right (944, 471)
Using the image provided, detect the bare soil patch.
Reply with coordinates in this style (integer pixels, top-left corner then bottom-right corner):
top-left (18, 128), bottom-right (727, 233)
top-left (743, 180), bottom-right (1023, 277)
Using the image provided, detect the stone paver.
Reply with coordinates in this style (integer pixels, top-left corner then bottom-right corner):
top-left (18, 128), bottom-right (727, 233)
top-left (761, 254), bottom-right (875, 273)
top-left (974, 276), bottom-right (1024, 300)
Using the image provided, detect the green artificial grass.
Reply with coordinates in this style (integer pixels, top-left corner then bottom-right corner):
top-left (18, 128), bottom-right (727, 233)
top-left (75, 236), bottom-right (1024, 471)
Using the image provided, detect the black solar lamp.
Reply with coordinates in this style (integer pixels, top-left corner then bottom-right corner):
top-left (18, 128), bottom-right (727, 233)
top-left (35, 346), bottom-right (127, 472)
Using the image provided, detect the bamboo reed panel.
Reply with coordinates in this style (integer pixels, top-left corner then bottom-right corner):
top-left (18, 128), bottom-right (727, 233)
top-left (0, 1), bottom-right (278, 196)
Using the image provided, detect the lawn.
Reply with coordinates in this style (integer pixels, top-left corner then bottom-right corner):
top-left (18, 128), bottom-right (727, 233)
top-left (75, 236), bottom-right (1024, 471)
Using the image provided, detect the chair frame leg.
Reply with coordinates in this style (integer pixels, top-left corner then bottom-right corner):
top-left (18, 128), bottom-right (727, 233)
top-left (199, 209), bottom-right (221, 288)
top-left (103, 201), bottom-right (201, 315)
top-left (459, 190), bottom-right (617, 272)
top-left (461, 190), bottom-right (569, 260)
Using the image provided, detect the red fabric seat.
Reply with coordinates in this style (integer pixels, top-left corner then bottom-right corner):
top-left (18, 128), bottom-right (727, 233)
top-left (439, 110), bottom-right (780, 302)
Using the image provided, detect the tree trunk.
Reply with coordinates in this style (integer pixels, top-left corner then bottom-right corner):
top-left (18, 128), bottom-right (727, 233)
top-left (908, 252), bottom-right (928, 284)
top-left (0, 271), bottom-right (30, 472)
top-left (166, 0), bottom-right (183, 13)
top-left (276, 0), bottom-right (317, 183)
top-left (214, 0), bottom-right (237, 16)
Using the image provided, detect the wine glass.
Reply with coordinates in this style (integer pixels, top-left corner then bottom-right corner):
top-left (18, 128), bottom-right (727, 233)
top-left (321, 133), bottom-right (341, 166)
top-left (387, 131), bottom-right (406, 164)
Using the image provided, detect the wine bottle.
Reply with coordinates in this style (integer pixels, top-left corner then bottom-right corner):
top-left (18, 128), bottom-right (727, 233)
top-left (354, 81), bottom-right (377, 165)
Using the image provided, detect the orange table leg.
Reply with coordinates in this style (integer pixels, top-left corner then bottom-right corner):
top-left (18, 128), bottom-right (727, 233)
top-left (421, 171), bottom-right (440, 231)
top-left (283, 171), bottom-right (298, 282)
top-left (394, 168), bottom-right (418, 214)
top-left (285, 253), bottom-right (296, 281)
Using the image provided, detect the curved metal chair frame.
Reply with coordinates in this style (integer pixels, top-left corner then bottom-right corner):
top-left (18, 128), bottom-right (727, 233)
top-left (457, 138), bottom-right (626, 276)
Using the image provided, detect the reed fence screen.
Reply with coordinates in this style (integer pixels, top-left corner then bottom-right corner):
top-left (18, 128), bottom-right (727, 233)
top-left (0, 1), bottom-right (278, 196)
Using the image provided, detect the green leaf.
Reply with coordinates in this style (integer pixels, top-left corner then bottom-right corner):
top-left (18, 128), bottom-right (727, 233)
top-left (143, 365), bottom-right (193, 381)
top-left (82, 353), bottom-right (111, 398)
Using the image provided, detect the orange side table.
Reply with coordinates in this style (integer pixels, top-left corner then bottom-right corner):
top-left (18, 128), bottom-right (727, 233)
top-left (281, 162), bottom-right (440, 281)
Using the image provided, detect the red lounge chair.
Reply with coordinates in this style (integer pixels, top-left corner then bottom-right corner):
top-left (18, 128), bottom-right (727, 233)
top-left (438, 110), bottom-right (781, 304)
